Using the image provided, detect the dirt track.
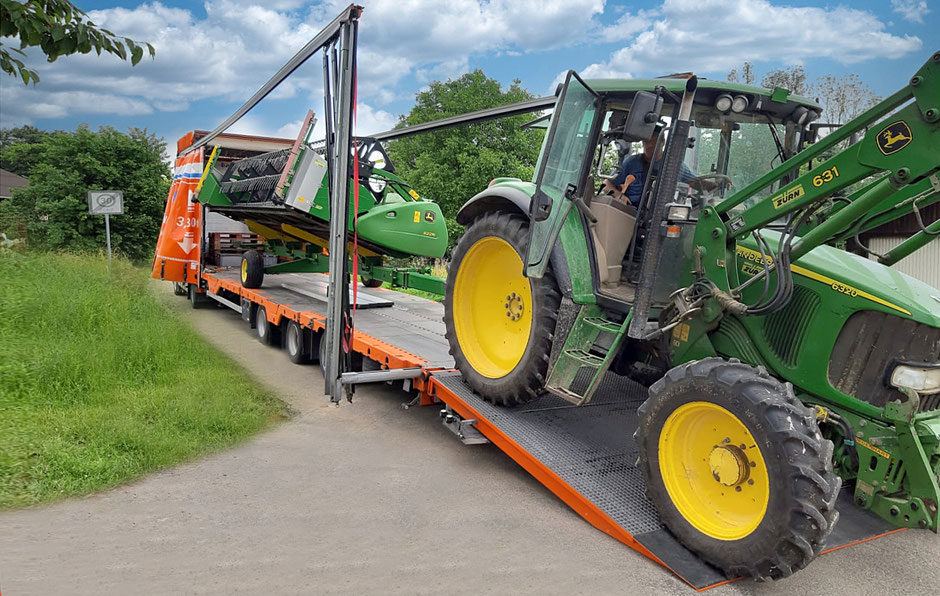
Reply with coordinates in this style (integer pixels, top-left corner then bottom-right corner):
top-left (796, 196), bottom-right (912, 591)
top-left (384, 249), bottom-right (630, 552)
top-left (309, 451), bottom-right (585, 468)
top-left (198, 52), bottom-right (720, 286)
top-left (0, 284), bottom-right (937, 595)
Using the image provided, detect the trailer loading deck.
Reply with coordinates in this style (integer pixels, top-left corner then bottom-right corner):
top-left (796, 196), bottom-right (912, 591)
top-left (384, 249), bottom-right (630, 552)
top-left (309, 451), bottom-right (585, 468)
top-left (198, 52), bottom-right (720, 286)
top-left (196, 268), bottom-right (904, 591)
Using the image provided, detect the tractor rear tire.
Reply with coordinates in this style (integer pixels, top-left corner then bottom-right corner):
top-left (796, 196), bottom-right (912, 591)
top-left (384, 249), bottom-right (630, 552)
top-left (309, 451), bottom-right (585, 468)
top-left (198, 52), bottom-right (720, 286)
top-left (635, 358), bottom-right (840, 580)
top-left (443, 210), bottom-right (560, 407)
top-left (241, 250), bottom-right (264, 289)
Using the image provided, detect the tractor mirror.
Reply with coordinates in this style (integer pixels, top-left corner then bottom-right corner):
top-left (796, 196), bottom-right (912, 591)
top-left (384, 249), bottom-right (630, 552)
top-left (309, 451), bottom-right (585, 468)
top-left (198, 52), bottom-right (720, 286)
top-left (623, 91), bottom-right (663, 142)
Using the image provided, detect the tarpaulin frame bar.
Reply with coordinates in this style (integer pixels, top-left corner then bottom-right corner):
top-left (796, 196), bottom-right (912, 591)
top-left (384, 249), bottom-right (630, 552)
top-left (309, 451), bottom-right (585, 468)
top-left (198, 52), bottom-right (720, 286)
top-left (181, 4), bottom-right (364, 156)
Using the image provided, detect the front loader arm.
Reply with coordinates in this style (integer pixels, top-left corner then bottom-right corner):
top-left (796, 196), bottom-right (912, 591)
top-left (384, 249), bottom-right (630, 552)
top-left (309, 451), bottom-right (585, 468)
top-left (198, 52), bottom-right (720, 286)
top-left (691, 52), bottom-right (939, 294)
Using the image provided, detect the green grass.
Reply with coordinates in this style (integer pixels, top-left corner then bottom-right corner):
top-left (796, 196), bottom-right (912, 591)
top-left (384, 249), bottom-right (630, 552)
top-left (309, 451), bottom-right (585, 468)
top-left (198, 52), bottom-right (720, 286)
top-left (0, 252), bottom-right (289, 509)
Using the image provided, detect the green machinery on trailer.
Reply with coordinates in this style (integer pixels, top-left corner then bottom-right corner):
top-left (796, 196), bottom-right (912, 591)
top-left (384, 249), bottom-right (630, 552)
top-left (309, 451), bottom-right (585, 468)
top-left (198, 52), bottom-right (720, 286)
top-left (195, 122), bottom-right (449, 293)
top-left (443, 52), bottom-right (940, 579)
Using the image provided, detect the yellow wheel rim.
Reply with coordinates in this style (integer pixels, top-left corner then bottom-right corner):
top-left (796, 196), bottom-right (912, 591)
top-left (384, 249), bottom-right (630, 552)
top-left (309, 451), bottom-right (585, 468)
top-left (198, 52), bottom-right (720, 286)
top-left (241, 258), bottom-right (248, 283)
top-left (658, 401), bottom-right (770, 541)
top-left (452, 236), bottom-right (533, 378)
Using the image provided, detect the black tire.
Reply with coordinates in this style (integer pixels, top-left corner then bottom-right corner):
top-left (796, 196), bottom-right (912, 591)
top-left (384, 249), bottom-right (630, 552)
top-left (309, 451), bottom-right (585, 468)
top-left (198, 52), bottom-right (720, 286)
top-left (241, 250), bottom-right (264, 289)
top-left (361, 276), bottom-right (383, 288)
top-left (255, 305), bottom-right (280, 346)
top-left (286, 320), bottom-right (310, 364)
top-left (635, 358), bottom-right (840, 580)
top-left (173, 282), bottom-right (188, 296)
top-left (241, 298), bottom-right (257, 329)
top-left (188, 284), bottom-right (208, 309)
top-left (443, 210), bottom-right (560, 407)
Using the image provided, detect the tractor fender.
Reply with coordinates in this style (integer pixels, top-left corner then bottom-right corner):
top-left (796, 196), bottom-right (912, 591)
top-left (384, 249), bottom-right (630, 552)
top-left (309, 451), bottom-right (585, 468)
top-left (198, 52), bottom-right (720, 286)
top-left (455, 186), bottom-right (531, 225)
top-left (455, 187), bottom-right (572, 298)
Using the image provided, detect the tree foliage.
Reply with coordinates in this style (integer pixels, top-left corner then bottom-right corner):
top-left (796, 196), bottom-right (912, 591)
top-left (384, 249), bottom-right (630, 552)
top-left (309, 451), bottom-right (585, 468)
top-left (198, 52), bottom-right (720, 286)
top-left (0, 124), bottom-right (54, 176)
top-left (725, 62), bottom-right (880, 124)
top-left (0, 0), bottom-right (155, 85)
top-left (386, 70), bottom-right (544, 235)
top-left (813, 73), bottom-right (880, 124)
top-left (761, 65), bottom-right (809, 96)
top-left (0, 125), bottom-right (170, 262)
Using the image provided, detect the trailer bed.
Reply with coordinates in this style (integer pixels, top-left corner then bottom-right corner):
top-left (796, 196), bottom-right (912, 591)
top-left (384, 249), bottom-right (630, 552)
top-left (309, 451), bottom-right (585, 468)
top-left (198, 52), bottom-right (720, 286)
top-left (199, 269), bottom-right (904, 591)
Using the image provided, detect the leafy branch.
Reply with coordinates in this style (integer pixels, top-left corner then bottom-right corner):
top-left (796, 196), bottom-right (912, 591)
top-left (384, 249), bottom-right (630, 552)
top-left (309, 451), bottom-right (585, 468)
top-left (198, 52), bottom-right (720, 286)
top-left (0, 0), bottom-right (155, 85)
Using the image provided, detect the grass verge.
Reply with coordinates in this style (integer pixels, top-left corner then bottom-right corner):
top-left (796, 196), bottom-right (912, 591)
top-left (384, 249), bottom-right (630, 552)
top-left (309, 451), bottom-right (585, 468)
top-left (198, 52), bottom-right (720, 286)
top-left (0, 252), bottom-right (289, 509)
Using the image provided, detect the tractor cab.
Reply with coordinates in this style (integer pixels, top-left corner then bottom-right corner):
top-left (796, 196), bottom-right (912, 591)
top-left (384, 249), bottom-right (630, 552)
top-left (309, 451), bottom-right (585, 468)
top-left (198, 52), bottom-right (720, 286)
top-left (528, 72), bottom-right (822, 311)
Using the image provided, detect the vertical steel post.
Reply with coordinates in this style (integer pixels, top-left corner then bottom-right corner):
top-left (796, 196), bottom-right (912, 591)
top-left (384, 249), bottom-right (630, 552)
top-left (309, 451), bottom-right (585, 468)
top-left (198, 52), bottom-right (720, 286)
top-left (104, 213), bottom-right (112, 265)
top-left (324, 17), bottom-right (357, 403)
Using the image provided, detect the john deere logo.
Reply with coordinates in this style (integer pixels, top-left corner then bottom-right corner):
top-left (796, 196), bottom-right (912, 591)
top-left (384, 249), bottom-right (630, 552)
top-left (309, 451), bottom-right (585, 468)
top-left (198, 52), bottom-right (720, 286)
top-left (876, 121), bottom-right (912, 155)
top-left (424, 210), bottom-right (436, 223)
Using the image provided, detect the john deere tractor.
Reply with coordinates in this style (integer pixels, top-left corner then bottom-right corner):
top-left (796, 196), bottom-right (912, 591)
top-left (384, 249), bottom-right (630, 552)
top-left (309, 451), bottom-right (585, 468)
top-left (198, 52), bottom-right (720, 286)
top-left (443, 52), bottom-right (940, 579)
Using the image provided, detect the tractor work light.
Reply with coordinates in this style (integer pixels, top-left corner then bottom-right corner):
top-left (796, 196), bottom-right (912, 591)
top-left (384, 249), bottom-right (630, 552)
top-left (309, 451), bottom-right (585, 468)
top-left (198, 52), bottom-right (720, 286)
top-left (715, 94), bottom-right (733, 112)
top-left (791, 106), bottom-right (810, 126)
top-left (666, 203), bottom-right (692, 221)
top-left (731, 95), bottom-right (749, 113)
top-left (890, 362), bottom-right (940, 394)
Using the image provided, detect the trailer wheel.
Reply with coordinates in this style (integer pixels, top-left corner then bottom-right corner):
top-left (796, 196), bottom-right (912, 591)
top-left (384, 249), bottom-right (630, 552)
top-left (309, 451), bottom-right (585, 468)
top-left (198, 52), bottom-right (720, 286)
top-left (173, 282), bottom-right (188, 296)
top-left (636, 358), bottom-right (840, 580)
top-left (241, 298), bottom-right (257, 329)
top-left (255, 305), bottom-right (280, 345)
top-left (286, 321), bottom-right (310, 364)
top-left (188, 284), bottom-right (209, 309)
top-left (361, 276), bottom-right (383, 288)
top-left (241, 250), bottom-right (264, 289)
top-left (443, 210), bottom-right (560, 407)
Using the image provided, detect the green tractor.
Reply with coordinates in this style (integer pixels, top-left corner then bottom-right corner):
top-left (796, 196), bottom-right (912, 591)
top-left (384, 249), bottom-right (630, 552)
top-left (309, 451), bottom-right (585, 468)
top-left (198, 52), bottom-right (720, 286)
top-left (443, 52), bottom-right (940, 579)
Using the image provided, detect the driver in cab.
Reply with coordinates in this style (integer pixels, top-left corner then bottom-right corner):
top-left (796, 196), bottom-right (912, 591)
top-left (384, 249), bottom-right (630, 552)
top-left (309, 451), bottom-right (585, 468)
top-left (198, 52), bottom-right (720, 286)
top-left (600, 134), bottom-right (721, 206)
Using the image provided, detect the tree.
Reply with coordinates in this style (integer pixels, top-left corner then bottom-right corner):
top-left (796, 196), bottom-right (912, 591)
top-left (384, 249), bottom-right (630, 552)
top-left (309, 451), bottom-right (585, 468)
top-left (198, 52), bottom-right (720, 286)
top-left (761, 65), bottom-right (809, 96)
top-left (0, 125), bottom-right (170, 262)
top-left (727, 62), bottom-right (756, 85)
top-left (813, 73), bottom-right (880, 124)
top-left (0, 124), bottom-right (53, 176)
top-left (0, 0), bottom-right (155, 85)
top-left (387, 70), bottom-right (544, 243)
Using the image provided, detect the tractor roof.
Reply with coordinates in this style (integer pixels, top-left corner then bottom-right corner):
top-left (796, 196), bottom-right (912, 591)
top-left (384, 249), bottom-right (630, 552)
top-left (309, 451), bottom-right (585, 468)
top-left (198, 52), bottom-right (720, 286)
top-left (585, 77), bottom-right (821, 114)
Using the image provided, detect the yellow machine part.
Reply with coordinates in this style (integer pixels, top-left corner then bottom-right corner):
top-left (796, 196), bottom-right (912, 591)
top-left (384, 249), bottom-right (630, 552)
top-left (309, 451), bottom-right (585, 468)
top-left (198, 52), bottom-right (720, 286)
top-left (658, 401), bottom-right (770, 541)
top-left (452, 236), bottom-right (533, 379)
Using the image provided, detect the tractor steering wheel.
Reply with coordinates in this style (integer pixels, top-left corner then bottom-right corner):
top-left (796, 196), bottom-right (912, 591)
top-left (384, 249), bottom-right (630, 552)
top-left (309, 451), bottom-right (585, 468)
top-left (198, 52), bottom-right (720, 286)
top-left (690, 174), bottom-right (734, 192)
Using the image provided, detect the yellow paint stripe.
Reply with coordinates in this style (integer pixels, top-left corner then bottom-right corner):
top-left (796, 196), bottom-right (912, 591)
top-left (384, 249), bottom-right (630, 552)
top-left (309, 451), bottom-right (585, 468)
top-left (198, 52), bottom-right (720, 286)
top-left (736, 246), bottom-right (911, 316)
top-left (195, 145), bottom-right (219, 197)
top-left (245, 219), bottom-right (293, 242)
top-left (856, 437), bottom-right (890, 460)
top-left (789, 264), bottom-right (911, 316)
top-left (280, 223), bottom-right (380, 257)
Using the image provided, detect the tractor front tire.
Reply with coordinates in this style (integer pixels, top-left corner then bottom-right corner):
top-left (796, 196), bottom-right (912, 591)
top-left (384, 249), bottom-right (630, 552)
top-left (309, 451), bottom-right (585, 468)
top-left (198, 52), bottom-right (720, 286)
top-left (241, 250), bottom-right (264, 289)
top-left (636, 358), bottom-right (840, 580)
top-left (443, 210), bottom-right (560, 407)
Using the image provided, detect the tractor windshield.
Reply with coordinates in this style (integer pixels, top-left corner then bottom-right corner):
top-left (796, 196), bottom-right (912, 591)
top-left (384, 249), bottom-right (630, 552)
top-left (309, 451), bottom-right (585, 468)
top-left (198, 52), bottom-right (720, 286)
top-left (595, 112), bottom-right (788, 206)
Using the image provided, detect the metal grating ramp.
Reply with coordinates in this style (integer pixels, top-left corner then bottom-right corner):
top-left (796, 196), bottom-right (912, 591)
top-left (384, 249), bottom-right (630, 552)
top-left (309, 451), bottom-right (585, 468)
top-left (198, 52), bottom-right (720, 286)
top-left (430, 370), bottom-right (900, 590)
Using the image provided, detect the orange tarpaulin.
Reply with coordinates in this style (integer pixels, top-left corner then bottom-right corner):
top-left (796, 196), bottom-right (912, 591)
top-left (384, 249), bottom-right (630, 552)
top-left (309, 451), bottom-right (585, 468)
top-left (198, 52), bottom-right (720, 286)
top-left (151, 145), bottom-right (204, 283)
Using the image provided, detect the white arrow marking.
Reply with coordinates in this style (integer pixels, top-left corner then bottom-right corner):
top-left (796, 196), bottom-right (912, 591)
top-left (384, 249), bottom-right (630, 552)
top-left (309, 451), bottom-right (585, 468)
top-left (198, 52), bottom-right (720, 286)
top-left (178, 232), bottom-right (196, 254)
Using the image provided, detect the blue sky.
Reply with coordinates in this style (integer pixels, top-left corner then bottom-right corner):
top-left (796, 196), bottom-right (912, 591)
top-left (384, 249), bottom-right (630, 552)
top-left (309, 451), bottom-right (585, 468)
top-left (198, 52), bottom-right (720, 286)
top-left (1, 0), bottom-right (936, 158)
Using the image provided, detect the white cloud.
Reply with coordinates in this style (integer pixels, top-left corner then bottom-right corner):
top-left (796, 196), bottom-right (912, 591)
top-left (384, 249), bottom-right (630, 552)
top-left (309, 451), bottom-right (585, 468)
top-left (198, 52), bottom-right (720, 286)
top-left (582, 0), bottom-right (922, 79)
top-left (891, 0), bottom-right (930, 23)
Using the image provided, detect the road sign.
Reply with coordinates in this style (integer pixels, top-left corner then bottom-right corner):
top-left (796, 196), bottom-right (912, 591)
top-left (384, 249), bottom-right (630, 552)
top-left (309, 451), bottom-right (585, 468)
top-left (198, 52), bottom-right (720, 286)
top-left (88, 190), bottom-right (124, 215)
top-left (88, 190), bottom-right (123, 264)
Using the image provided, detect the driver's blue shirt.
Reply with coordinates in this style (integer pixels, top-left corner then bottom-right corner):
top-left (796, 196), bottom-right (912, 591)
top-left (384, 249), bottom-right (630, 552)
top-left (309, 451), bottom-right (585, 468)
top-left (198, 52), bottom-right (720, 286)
top-left (610, 155), bottom-right (695, 206)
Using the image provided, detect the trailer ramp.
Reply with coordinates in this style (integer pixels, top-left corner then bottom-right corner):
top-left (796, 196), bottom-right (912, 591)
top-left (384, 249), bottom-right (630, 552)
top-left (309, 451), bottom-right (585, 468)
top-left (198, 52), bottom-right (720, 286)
top-left (201, 269), bottom-right (905, 590)
top-left (428, 371), bottom-right (902, 591)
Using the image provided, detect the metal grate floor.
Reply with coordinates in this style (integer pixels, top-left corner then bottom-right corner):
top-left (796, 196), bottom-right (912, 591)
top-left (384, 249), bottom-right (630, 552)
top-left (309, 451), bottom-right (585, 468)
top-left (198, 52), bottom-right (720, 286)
top-left (432, 370), bottom-right (662, 535)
